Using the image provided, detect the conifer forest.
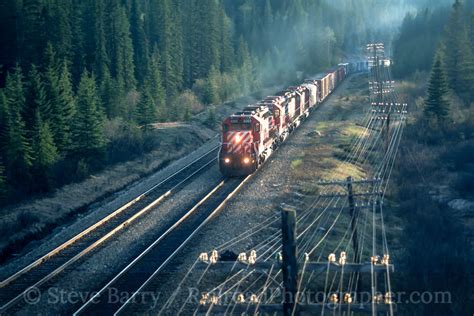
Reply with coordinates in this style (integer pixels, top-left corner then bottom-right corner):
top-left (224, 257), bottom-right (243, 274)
top-left (0, 1), bottom-right (473, 314)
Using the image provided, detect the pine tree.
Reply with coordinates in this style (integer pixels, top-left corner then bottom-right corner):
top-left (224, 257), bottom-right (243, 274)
top-left (218, 7), bottom-right (235, 73)
top-left (93, 0), bottom-right (110, 81)
top-left (443, 0), bottom-right (467, 93)
top-left (55, 60), bottom-right (76, 152)
top-left (204, 66), bottom-right (220, 105)
top-left (205, 106), bottom-right (217, 128)
top-left (100, 69), bottom-right (122, 118)
top-left (0, 91), bottom-right (9, 155)
top-left (110, 3), bottom-right (136, 91)
top-left (457, 36), bottom-right (474, 105)
top-left (135, 87), bottom-right (157, 126)
top-left (41, 1), bottom-right (73, 64)
top-left (4, 65), bottom-right (26, 115)
top-left (71, 70), bottom-right (105, 159)
top-left (146, 46), bottom-right (166, 110)
top-left (21, 0), bottom-right (46, 67)
top-left (150, 0), bottom-right (182, 97)
top-left (130, 0), bottom-right (149, 84)
top-left (0, 160), bottom-right (7, 201)
top-left (470, 13), bottom-right (474, 49)
top-left (424, 54), bottom-right (450, 126)
top-left (25, 65), bottom-right (51, 138)
top-left (31, 110), bottom-right (58, 190)
top-left (44, 44), bottom-right (64, 150)
top-left (3, 68), bottom-right (33, 187)
top-left (236, 37), bottom-right (253, 94)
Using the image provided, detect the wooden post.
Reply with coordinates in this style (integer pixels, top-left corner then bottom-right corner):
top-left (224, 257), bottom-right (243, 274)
top-left (346, 176), bottom-right (360, 264)
top-left (346, 176), bottom-right (363, 294)
top-left (281, 207), bottom-right (298, 316)
top-left (385, 113), bottom-right (391, 154)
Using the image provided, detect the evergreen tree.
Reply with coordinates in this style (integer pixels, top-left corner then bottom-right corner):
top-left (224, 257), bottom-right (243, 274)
top-left (100, 68), bottom-right (123, 119)
top-left (150, 0), bottom-right (183, 97)
top-left (130, 0), bottom-right (149, 84)
top-left (147, 46), bottom-right (166, 110)
top-left (218, 7), bottom-right (235, 73)
top-left (135, 87), bottom-right (157, 126)
top-left (4, 65), bottom-right (26, 115)
top-left (3, 69), bottom-right (33, 187)
top-left (0, 160), bottom-right (6, 201)
top-left (204, 66), bottom-right (220, 104)
top-left (109, 3), bottom-right (136, 91)
top-left (143, 46), bottom-right (169, 120)
top-left (44, 44), bottom-right (65, 151)
top-left (71, 70), bottom-right (105, 160)
top-left (55, 60), bottom-right (76, 152)
top-left (44, 1), bottom-right (73, 63)
top-left (470, 13), bottom-right (474, 48)
top-left (25, 65), bottom-right (51, 137)
top-left (21, 0), bottom-right (46, 68)
top-left (457, 35), bottom-right (474, 105)
top-left (443, 0), bottom-right (467, 93)
top-left (236, 37), bottom-right (253, 94)
top-left (0, 90), bottom-right (8, 155)
top-left (31, 110), bottom-right (58, 190)
top-left (93, 0), bottom-right (110, 81)
top-left (424, 54), bottom-right (451, 125)
top-left (205, 106), bottom-right (217, 128)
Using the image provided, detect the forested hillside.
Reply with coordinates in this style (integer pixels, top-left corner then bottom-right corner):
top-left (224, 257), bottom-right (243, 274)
top-left (390, 1), bottom-right (473, 314)
top-left (0, 0), bottom-right (448, 204)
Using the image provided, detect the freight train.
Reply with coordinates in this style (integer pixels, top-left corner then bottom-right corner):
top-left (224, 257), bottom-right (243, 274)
top-left (218, 62), bottom-right (362, 176)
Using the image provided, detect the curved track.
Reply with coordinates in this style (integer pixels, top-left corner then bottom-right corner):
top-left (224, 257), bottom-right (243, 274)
top-left (0, 147), bottom-right (219, 313)
top-left (73, 176), bottom-right (252, 315)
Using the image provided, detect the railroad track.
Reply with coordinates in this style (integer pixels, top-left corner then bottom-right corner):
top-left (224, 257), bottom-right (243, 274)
top-left (0, 146), bottom-right (219, 313)
top-left (73, 175), bottom-right (251, 315)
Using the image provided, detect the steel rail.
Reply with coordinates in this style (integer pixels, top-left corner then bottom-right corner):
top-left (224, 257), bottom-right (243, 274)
top-left (0, 146), bottom-right (219, 313)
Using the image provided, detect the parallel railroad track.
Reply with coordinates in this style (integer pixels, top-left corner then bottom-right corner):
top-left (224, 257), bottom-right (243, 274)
top-left (73, 176), bottom-right (252, 315)
top-left (0, 146), bottom-right (219, 313)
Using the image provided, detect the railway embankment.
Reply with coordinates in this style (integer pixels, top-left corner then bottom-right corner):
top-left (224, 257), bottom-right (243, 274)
top-left (120, 73), bottom-right (392, 314)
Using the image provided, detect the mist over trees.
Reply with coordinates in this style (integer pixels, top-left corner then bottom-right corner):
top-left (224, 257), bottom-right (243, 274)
top-left (0, 0), bottom-right (449, 204)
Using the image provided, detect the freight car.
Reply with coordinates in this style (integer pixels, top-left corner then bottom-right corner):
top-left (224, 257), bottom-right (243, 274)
top-left (219, 63), bottom-right (351, 176)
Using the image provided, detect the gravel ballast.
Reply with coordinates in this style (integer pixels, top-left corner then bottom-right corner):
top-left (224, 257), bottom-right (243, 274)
top-left (7, 74), bottom-right (373, 315)
top-left (116, 74), bottom-right (373, 315)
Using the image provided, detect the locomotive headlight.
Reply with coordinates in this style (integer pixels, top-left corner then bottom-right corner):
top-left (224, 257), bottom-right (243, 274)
top-left (235, 135), bottom-right (242, 143)
top-left (224, 158), bottom-right (231, 164)
top-left (243, 157), bottom-right (250, 164)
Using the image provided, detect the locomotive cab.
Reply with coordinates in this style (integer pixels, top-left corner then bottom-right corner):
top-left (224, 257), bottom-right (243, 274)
top-left (219, 108), bottom-right (271, 177)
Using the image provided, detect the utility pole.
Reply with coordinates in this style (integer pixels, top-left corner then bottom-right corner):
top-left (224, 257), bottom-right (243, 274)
top-left (368, 43), bottom-right (391, 154)
top-left (281, 206), bottom-right (298, 316)
top-left (346, 176), bottom-right (360, 265)
top-left (196, 191), bottom-right (393, 315)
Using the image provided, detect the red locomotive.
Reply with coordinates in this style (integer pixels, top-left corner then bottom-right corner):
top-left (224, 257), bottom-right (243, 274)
top-left (219, 63), bottom-right (351, 176)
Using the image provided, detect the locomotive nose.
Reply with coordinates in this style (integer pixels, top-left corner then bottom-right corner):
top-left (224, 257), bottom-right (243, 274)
top-left (234, 134), bottom-right (242, 143)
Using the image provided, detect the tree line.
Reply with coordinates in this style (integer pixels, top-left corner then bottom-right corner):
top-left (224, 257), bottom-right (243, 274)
top-left (422, 0), bottom-right (473, 127)
top-left (390, 3), bottom-right (473, 315)
top-left (0, 0), bottom-right (405, 204)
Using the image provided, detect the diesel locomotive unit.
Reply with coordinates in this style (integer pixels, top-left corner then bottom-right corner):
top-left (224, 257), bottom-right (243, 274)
top-left (219, 62), bottom-right (354, 176)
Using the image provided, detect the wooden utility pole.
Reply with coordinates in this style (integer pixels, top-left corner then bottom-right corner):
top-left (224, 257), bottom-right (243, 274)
top-left (281, 206), bottom-right (298, 316)
top-left (346, 176), bottom-right (360, 264)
